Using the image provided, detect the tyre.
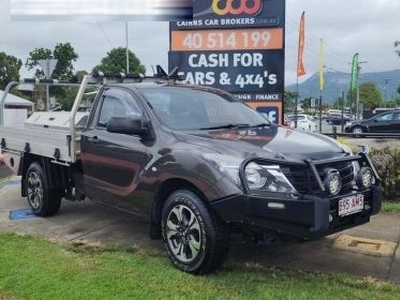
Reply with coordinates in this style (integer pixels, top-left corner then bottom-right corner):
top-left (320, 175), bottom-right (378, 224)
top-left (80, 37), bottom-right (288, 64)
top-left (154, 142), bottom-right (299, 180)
top-left (25, 162), bottom-right (62, 217)
top-left (161, 190), bottom-right (229, 274)
top-left (351, 126), bottom-right (364, 136)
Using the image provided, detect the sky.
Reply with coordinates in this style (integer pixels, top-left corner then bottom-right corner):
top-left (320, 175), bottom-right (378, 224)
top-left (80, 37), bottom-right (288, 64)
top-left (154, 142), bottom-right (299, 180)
top-left (1, 0), bottom-right (400, 86)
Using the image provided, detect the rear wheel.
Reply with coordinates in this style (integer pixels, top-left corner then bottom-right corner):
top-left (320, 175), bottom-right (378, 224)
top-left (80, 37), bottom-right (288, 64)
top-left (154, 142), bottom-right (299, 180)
top-left (25, 162), bottom-right (62, 217)
top-left (161, 190), bottom-right (229, 274)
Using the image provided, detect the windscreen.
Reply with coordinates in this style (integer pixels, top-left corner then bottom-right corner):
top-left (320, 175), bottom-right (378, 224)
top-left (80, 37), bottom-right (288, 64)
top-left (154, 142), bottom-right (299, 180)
top-left (137, 86), bottom-right (268, 130)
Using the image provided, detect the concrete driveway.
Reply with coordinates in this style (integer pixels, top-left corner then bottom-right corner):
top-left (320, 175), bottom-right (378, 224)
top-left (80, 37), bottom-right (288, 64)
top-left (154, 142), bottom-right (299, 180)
top-left (1, 174), bottom-right (399, 283)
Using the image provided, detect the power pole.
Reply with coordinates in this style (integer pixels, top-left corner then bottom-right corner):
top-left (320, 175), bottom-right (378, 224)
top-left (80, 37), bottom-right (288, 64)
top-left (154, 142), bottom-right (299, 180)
top-left (384, 78), bottom-right (389, 107)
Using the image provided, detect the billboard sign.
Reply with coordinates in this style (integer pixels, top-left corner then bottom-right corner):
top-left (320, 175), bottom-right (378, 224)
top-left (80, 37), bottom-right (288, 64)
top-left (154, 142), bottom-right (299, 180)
top-left (169, 0), bottom-right (285, 124)
top-left (170, 0), bottom-right (285, 29)
top-left (169, 50), bottom-right (283, 99)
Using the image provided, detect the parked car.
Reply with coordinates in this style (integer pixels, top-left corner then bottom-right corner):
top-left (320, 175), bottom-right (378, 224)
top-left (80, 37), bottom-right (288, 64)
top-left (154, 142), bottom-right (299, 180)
top-left (326, 113), bottom-right (353, 125)
top-left (288, 114), bottom-right (317, 132)
top-left (344, 109), bottom-right (400, 134)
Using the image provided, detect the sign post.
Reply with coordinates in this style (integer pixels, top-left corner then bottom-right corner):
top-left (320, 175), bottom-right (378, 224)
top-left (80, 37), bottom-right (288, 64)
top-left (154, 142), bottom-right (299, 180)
top-left (38, 59), bottom-right (58, 111)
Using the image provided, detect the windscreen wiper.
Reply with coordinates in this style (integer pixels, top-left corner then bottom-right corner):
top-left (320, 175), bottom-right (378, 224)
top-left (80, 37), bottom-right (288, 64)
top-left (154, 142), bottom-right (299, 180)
top-left (200, 123), bottom-right (250, 130)
top-left (246, 122), bottom-right (271, 128)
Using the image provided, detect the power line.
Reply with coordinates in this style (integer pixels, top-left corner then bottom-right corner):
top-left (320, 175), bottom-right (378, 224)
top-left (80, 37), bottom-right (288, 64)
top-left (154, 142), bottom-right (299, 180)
top-left (95, 22), bottom-right (114, 49)
top-left (285, 14), bottom-right (354, 73)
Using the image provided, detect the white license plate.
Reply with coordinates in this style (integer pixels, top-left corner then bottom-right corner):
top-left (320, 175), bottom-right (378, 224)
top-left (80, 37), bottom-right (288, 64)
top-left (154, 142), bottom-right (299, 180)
top-left (338, 194), bottom-right (364, 217)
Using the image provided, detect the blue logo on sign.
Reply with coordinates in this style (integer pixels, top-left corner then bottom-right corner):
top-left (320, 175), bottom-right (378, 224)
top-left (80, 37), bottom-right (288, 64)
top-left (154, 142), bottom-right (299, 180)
top-left (256, 106), bottom-right (278, 124)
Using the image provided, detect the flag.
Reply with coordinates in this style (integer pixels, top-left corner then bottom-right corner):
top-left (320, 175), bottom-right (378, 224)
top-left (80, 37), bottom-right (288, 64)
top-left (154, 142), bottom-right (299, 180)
top-left (350, 53), bottom-right (359, 90)
top-left (318, 38), bottom-right (324, 91)
top-left (297, 11), bottom-right (306, 77)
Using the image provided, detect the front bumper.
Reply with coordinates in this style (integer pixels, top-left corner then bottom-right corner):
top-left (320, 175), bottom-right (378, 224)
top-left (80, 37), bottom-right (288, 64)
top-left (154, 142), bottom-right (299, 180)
top-left (211, 185), bottom-right (382, 241)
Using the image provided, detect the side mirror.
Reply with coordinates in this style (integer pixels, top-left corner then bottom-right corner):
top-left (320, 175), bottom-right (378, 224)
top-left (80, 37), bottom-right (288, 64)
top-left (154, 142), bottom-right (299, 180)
top-left (106, 115), bottom-right (147, 136)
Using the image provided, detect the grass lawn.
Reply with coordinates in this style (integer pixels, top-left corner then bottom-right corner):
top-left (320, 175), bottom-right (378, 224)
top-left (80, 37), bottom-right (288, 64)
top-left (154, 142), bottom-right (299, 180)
top-left (0, 170), bottom-right (399, 299)
top-left (0, 233), bottom-right (399, 300)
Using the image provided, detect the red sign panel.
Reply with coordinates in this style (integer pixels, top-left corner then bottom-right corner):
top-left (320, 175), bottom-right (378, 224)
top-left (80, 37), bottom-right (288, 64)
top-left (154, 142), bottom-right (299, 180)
top-left (171, 28), bottom-right (283, 51)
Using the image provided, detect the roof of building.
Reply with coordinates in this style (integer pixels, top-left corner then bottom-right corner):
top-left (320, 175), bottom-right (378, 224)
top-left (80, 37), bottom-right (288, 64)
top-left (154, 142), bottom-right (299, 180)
top-left (0, 90), bottom-right (34, 107)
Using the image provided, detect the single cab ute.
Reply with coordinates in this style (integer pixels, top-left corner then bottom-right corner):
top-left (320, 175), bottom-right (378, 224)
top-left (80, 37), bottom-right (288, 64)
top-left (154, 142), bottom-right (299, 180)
top-left (0, 72), bottom-right (382, 274)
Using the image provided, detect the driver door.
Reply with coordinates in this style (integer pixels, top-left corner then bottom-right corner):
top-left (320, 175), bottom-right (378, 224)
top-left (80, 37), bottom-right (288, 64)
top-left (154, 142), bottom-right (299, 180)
top-left (81, 87), bottom-right (151, 210)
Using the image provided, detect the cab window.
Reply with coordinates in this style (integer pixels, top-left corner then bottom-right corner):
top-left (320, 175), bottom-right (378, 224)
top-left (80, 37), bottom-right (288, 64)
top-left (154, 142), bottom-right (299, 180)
top-left (96, 88), bottom-right (142, 128)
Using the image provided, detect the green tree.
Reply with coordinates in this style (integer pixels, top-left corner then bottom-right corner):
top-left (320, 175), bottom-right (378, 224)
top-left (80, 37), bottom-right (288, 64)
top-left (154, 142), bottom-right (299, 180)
top-left (92, 47), bottom-right (146, 74)
top-left (385, 98), bottom-right (400, 108)
top-left (359, 82), bottom-right (383, 109)
top-left (52, 43), bottom-right (79, 80)
top-left (74, 70), bottom-right (89, 82)
top-left (0, 51), bottom-right (22, 90)
top-left (347, 82), bottom-right (383, 112)
top-left (25, 48), bottom-right (52, 78)
top-left (25, 43), bottom-right (79, 107)
top-left (25, 42), bottom-right (78, 80)
top-left (56, 87), bottom-right (80, 111)
top-left (56, 70), bottom-right (95, 111)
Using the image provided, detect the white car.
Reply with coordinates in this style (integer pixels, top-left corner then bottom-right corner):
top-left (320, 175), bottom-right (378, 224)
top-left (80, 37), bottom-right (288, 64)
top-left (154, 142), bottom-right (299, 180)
top-left (289, 114), bottom-right (317, 132)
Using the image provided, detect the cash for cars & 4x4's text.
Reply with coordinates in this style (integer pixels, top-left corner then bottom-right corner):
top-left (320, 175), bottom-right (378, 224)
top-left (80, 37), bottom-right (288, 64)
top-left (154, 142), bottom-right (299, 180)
top-left (184, 52), bottom-right (277, 88)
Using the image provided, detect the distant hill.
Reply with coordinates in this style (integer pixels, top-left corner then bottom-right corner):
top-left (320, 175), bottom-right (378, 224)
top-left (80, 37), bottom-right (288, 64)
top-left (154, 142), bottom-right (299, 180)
top-left (285, 69), bottom-right (400, 104)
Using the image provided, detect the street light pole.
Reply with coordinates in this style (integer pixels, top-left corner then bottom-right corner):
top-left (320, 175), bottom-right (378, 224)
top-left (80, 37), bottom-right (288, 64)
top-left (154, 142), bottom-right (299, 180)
top-left (125, 21), bottom-right (129, 74)
top-left (384, 78), bottom-right (388, 107)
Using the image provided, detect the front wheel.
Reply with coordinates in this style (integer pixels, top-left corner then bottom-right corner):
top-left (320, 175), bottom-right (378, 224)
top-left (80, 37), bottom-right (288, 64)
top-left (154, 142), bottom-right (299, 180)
top-left (351, 126), bottom-right (365, 136)
top-left (25, 162), bottom-right (62, 217)
top-left (161, 190), bottom-right (229, 274)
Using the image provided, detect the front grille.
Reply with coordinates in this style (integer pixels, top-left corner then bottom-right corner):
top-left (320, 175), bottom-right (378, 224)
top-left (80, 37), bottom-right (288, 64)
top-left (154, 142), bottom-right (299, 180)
top-left (282, 160), bottom-right (355, 196)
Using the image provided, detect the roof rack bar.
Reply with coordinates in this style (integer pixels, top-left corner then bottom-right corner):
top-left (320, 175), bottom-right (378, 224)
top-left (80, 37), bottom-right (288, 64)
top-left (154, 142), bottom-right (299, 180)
top-left (93, 72), bottom-right (144, 79)
top-left (22, 78), bottom-right (59, 84)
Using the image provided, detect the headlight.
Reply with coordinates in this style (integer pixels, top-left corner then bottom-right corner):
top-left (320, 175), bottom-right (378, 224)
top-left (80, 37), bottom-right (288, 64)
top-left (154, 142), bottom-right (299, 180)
top-left (245, 162), bottom-right (267, 189)
top-left (244, 163), bottom-right (299, 196)
top-left (202, 154), bottom-right (299, 196)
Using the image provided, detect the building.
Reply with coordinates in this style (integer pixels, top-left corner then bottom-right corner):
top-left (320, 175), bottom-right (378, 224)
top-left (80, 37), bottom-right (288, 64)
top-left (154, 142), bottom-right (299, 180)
top-left (0, 90), bottom-right (34, 126)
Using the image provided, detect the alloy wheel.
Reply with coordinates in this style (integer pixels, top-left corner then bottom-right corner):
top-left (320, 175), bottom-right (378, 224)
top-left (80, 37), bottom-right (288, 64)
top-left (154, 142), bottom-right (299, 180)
top-left (165, 204), bottom-right (201, 263)
top-left (27, 172), bottom-right (43, 210)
